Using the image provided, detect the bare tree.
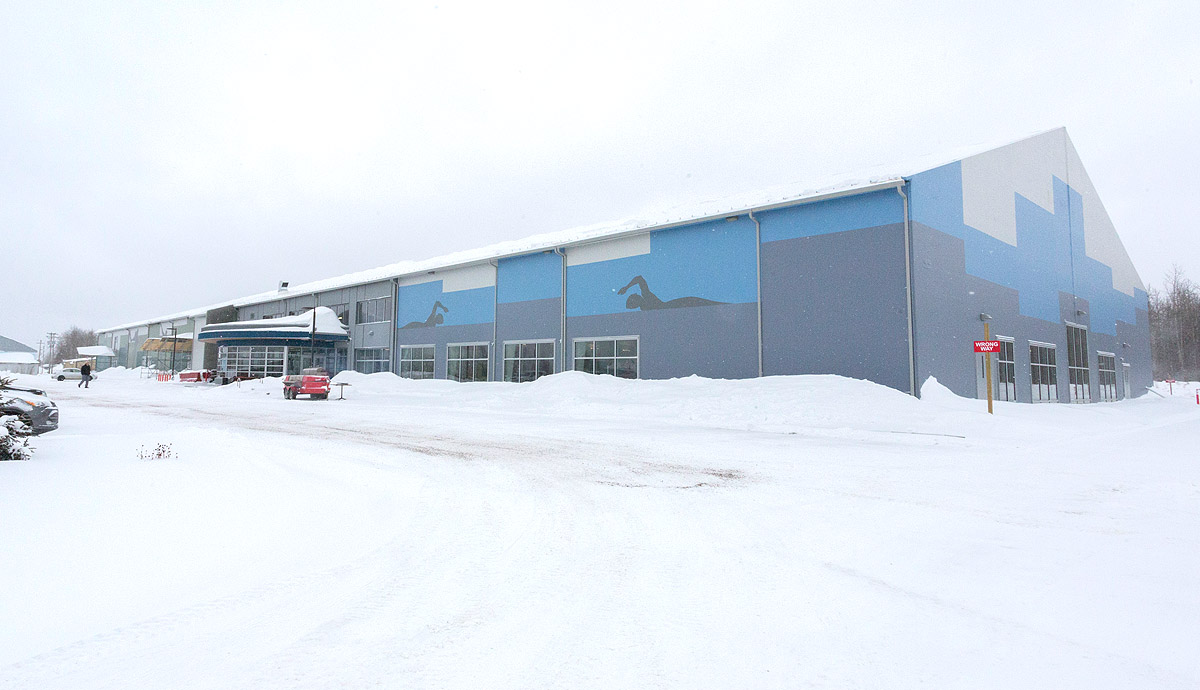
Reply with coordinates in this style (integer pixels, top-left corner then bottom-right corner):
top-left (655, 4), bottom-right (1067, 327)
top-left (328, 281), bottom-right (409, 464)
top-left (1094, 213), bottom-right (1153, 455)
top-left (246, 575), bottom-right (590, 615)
top-left (1149, 266), bottom-right (1200, 380)
top-left (50, 327), bottom-right (98, 365)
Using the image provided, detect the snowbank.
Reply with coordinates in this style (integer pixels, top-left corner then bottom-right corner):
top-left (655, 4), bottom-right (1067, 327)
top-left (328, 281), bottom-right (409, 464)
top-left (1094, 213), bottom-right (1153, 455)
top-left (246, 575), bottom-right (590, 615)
top-left (2, 370), bottom-right (1198, 688)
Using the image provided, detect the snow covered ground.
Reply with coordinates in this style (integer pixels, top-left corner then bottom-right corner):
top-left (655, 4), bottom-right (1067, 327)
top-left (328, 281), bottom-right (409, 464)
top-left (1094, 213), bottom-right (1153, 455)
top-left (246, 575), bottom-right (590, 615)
top-left (1, 369), bottom-right (1198, 689)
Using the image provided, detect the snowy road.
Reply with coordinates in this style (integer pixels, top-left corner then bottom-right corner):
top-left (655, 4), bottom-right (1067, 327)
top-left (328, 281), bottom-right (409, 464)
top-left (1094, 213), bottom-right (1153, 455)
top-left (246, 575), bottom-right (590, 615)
top-left (2, 371), bottom-right (1198, 689)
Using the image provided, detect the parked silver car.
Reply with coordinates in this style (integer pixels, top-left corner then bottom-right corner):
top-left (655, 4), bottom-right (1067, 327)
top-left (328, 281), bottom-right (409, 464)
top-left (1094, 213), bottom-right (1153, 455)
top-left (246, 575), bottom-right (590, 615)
top-left (0, 385), bottom-right (59, 435)
top-left (55, 368), bottom-right (96, 382)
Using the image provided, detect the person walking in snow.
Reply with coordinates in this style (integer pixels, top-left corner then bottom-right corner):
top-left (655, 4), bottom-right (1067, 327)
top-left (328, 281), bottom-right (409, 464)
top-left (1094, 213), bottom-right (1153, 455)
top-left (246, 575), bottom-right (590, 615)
top-left (78, 362), bottom-right (92, 388)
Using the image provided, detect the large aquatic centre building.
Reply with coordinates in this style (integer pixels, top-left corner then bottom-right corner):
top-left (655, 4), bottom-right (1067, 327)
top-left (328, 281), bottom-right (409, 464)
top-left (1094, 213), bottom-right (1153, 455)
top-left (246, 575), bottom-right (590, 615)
top-left (97, 128), bottom-right (1151, 403)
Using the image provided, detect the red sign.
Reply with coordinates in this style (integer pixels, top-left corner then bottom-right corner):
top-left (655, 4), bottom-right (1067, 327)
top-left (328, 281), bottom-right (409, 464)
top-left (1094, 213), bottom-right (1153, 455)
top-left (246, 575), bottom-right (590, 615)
top-left (974, 340), bottom-right (1001, 353)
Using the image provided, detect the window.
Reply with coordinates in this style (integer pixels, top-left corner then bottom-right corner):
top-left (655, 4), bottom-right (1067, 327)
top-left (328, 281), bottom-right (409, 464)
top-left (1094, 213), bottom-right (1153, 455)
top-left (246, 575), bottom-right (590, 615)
top-left (287, 346), bottom-right (349, 376)
top-left (995, 337), bottom-right (1016, 402)
top-left (356, 296), bottom-right (392, 324)
top-left (1030, 342), bottom-right (1058, 403)
top-left (447, 343), bottom-right (489, 382)
top-left (327, 303), bottom-right (350, 325)
top-left (574, 337), bottom-right (638, 379)
top-left (399, 345), bottom-right (435, 380)
top-left (504, 341), bottom-right (555, 382)
top-left (1097, 353), bottom-right (1118, 402)
top-left (1066, 325), bottom-right (1090, 402)
top-left (354, 348), bottom-right (391, 374)
top-left (218, 345), bottom-right (285, 379)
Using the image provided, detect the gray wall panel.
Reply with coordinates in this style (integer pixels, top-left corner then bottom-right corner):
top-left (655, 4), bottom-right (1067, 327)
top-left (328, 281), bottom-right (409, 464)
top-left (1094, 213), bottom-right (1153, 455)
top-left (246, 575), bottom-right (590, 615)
top-left (911, 221), bottom-right (1152, 402)
top-left (497, 298), bottom-right (561, 343)
top-left (497, 298), bottom-right (562, 374)
top-left (760, 224), bottom-right (912, 393)
top-left (566, 303), bottom-right (758, 380)
top-left (395, 323), bottom-right (493, 380)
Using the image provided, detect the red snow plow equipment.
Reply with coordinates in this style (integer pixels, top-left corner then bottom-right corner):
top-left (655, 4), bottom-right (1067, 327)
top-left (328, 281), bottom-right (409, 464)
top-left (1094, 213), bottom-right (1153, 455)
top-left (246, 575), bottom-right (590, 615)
top-left (283, 368), bottom-right (331, 400)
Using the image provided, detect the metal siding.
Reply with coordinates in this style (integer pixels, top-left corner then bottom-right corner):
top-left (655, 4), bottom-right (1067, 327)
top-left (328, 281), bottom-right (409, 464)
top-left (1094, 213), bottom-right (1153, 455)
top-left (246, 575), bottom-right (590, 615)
top-left (351, 281), bottom-right (395, 350)
top-left (760, 223), bottom-right (911, 392)
top-left (498, 253), bottom-right (562, 304)
top-left (758, 189), bottom-right (904, 243)
top-left (567, 303), bottom-right (757, 380)
top-left (565, 218), bottom-right (758, 318)
top-left (395, 323), bottom-right (493, 379)
top-left (496, 298), bottom-right (562, 375)
top-left (908, 149), bottom-right (1152, 400)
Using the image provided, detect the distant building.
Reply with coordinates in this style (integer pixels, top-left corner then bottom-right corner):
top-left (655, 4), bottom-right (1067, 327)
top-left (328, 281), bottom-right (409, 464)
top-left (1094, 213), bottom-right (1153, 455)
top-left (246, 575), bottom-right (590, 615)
top-left (97, 128), bottom-right (1149, 402)
top-left (0, 336), bottom-right (39, 375)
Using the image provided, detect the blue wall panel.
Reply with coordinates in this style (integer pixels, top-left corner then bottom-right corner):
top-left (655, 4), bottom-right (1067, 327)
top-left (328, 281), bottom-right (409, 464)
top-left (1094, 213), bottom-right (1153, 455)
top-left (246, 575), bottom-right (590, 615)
top-left (396, 280), bottom-right (494, 329)
top-left (758, 189), bottom-right (903, 243)
top-left (909, 162), bottom-right (1145, 336)
top-left (498, 252), bottom-right (562, 304)
top-left (566, 218), bottom-right (758, 318)
top-left (909, 160), bottom-right (1153, 399)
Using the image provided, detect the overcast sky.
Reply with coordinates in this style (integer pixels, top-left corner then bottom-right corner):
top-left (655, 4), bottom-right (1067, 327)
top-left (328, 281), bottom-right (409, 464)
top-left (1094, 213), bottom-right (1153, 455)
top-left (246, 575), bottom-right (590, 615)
top-left (2, 0), bottom-right (1197, 350)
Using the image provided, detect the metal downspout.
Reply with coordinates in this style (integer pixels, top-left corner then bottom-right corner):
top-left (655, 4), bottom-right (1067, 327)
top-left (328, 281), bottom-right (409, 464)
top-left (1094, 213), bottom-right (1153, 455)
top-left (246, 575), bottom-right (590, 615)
top-left (749, 211), bottom-right (763, 377)
top-left (554, 248), bottom-right (567, 373)
top-left (390, 277), bottom-right (399, 374)
top-left (897, 184), bottom-right (917, 397)
top-left (489, 259), bottom-right (499, 381)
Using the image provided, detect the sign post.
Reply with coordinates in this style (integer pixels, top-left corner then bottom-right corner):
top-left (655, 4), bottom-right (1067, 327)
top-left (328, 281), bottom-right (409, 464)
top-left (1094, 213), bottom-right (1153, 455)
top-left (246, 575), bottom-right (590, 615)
top-left (974, 328), bottom-right (1001, 415)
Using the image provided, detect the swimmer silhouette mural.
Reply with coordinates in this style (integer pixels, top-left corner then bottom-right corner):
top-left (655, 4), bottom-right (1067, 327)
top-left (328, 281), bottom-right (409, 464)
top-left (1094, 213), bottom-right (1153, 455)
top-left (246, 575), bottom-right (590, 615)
top-left (617, 275), bottom-right (726, 311)
top-left (402, 301), bottom-right (448, 329)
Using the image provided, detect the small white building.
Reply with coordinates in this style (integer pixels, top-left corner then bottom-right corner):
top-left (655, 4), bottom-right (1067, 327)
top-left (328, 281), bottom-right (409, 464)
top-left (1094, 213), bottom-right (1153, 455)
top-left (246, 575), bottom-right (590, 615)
top-left (0, 351), bottom-right (39, 375)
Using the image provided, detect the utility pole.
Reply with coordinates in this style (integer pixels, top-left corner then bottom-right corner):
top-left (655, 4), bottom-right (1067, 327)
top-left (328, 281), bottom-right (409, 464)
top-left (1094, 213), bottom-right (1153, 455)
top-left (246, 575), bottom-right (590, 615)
top-left (168, 325), bottom-right (178, 377)
top-left (45, 332), bottom-right (58, 372)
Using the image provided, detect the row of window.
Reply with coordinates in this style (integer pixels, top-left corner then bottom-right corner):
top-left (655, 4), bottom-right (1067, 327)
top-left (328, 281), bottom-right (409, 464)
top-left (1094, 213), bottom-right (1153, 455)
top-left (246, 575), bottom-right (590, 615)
top-left (355, 347), bottom-right (390, 374)
top-left (219, 345), bottom-right (286, 378)
top-left (213, 345), bottom-right (350, 378)
top-left (247, 301), bottom-right (362, 326)
top-left (506, 341), bottom-right (555, 383)
top-left (448, 344), bottom-right (489, 383)
top-left (988, 327), bottom-right (1121, 403)
top-left (573, 338), bottom-right (638, 378)
top-left (353, 337), bottom-right (642, 382)
top-left (356, 297), bottom-right (391, 325)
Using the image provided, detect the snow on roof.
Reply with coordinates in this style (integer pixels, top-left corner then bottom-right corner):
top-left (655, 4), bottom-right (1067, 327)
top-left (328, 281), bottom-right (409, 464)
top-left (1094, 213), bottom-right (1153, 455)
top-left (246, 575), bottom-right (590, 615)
top-left (77, 345), bottom-right (117, 357)
top-left (199, 307), bottom-right (350, 339)
top-left (0, 352), bottom-right (39, 364)
top-left (101, 128), bottom-right (1060, 334)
